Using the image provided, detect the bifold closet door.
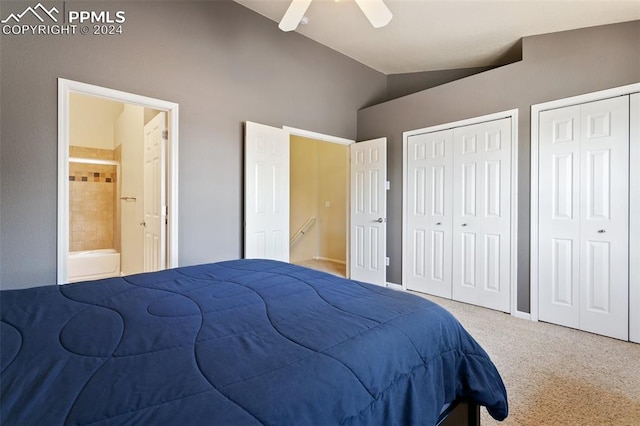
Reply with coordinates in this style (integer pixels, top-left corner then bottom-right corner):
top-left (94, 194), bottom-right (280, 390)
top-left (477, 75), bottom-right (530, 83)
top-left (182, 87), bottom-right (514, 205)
top-left (452, 118), bottom-right (511, 312)
top-left (405, 130), bottom-right (454, 297)
top-left (538, 96), bottom-right (629, 340)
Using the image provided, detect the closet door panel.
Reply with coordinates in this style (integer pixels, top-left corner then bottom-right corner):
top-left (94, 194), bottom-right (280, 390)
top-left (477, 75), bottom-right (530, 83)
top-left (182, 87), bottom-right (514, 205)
top-left (538, 106), bottom-right (581, 329)
top-left (453, 118), bottom-right (511, 312)
top-left (578, 96), bottom-right (629, 340)
top-left (630, 93), bottom-right (640, 344)
top-left (405, 130), bottom-right (453, 297)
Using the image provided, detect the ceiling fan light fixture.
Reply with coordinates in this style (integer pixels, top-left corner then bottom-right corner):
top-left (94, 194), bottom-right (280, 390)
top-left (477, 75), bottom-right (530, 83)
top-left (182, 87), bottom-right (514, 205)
top-left (279, 0), bottom-right (392, 32)
top-left (354, 0), bottom-right (392, 28)
top-left (278, 0), bottom-right (312, 32)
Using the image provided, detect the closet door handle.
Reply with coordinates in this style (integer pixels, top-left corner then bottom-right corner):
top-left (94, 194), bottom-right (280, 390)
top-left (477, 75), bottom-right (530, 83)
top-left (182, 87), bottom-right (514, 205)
top-left (435, 222), bottom-right (442, 226)
top-left (597, 229), bottom-right (606, 233)
top-left (461, 223), bottom-right (468, 227)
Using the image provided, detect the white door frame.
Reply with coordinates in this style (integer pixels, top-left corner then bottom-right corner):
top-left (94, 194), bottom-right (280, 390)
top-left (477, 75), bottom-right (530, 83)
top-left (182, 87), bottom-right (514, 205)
top-left (402, 109), bottom-right (519, 315)
top-left (530, 83), bottom-right (640, 322)
top-left (57, 78), bottom-right (179, 284)
top-left (283, 126), bottom-right (355, 278)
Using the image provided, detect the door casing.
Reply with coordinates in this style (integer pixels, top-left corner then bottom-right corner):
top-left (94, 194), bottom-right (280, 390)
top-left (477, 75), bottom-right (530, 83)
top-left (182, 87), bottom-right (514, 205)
top-left (57, 78), bottom-right (179, 284)
top-left (245, 125), bottom-right (389, 285)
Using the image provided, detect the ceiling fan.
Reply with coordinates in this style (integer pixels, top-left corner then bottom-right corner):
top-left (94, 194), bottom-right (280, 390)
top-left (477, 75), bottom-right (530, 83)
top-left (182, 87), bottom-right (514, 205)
top-left (279, 0), bottom-right (392, 32)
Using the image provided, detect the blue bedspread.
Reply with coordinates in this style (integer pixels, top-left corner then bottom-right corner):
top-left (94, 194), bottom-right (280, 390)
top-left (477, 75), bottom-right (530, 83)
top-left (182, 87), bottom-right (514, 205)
top-left (1, 259), bottom-right (507, 425)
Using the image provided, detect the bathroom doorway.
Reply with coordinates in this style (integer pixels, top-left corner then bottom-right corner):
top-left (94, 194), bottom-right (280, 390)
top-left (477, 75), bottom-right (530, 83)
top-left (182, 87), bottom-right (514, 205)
top-left (58, 79), bottom-right (179, 284)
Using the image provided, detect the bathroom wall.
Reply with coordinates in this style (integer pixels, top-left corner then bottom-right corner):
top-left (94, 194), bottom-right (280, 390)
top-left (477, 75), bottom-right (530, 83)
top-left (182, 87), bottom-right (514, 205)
top-left (68, 147), bottom-right (117, 252)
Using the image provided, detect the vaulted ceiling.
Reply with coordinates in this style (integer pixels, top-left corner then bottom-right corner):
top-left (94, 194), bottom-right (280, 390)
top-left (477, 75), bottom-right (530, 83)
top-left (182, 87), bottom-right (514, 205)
top-left (234, 0), bottom-right (640, 74)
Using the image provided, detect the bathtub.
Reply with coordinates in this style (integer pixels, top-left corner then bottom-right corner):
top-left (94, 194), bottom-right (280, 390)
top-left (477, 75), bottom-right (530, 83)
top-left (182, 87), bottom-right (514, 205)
top-left (68, 249), bottom-right (121, 283)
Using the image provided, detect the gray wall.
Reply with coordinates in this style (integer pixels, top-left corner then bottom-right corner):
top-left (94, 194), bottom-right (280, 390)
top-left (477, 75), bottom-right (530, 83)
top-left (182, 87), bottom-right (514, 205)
top-left (357, 21), bottom-right (640, 312)
top-left (386, 66), bottom-right (499, 101)
top-left (0, 1), bottom-right (387, 290)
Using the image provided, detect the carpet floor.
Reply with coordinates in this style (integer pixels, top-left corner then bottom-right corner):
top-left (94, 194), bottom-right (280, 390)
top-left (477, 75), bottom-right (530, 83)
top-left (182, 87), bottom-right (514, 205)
top-left (416, 293), bottom-right (640, 425)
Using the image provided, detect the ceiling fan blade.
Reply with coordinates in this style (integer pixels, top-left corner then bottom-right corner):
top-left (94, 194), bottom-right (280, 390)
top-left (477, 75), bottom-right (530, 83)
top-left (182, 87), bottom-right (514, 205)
top-left (279, 0), bottom-right (313, 32)
top-left (354, 0), bottom-right (392, 28)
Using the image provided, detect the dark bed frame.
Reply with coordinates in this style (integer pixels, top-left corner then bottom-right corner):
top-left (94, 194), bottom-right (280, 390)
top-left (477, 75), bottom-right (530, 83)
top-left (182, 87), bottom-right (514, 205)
top-left (437, 399), bottom-right (481, 426)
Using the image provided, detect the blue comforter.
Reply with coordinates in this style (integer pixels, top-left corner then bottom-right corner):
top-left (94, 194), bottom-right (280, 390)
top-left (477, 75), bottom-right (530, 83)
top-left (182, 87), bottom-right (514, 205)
top-left (1, 259), bottom-right (507, 425)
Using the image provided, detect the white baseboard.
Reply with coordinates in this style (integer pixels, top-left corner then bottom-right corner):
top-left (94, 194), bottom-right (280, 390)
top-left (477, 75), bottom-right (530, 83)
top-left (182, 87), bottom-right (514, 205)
top-left (512, 310), bottom-right (532, 321)
top-left (312, 256), bottom-right (346, 265)
top-left (386, 282), bottom-right (403, 291)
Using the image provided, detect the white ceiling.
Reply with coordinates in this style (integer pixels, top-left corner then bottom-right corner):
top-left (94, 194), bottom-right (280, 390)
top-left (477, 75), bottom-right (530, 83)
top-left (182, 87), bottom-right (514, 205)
top-left (234, 0), bottom-right (640, 74)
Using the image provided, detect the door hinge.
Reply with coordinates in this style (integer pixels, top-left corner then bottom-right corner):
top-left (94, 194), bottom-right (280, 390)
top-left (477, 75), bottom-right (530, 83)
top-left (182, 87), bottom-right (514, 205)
top-left (161, 130), bottom-right (168, 140)
top-left (386, 181), bottom-right (391, 190)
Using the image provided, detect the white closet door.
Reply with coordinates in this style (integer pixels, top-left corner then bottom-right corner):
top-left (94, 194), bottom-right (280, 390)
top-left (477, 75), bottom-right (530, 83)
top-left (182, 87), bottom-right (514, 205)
top-left (538, 96), bottom-right (629, 341)
top-left (452, 118), bottom-right (511, 312)
top-left (578, 96), bottom-right (629, 340)
top-left (538, 105), bottom-right (581, 329)
top-left (405, 130), bottom-right (453, 297)
top-left (630, 93), bottom-right (640, 344)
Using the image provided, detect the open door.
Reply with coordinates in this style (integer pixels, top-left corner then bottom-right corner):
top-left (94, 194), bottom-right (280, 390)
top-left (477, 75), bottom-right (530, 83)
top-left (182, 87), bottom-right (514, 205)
top-left (244, 122), bottom-right (290, 261)
top-left (143, 112), bottom-right (167, 272)
top-left (350, 138), bottom-right (387, 286)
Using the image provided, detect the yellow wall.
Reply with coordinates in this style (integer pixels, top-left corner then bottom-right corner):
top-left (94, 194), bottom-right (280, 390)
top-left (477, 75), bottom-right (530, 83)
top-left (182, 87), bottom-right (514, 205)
top-left (290, 136), bottom-right (348, 264)
top-left (69, 93), bottom-right (124, 150)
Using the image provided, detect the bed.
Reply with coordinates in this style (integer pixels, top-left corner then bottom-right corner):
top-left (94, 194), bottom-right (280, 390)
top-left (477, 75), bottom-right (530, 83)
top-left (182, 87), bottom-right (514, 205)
top-left (1, 259), bottom-right (508, 425)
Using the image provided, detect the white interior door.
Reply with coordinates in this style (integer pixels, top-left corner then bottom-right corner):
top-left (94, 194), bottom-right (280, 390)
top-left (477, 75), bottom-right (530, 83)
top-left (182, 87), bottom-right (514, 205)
top-left (244, 121), bottom-right (290, 261)
top-left (630, 93), bottom-right (640, 344)
top-left (143, 112), bottom-right (166, 272)
top-left (452, 118), bottom-right (511, 312)
top-left (350, 138), bottom-right (387, 286)
top-left (538, 96), bottom-right (629, 340)
top-left (578, 97), bottom-right (629, 340)
top-left (538, 105), bottom-right (581, 329)
top-left (405, 130), bottom-right (453, 297)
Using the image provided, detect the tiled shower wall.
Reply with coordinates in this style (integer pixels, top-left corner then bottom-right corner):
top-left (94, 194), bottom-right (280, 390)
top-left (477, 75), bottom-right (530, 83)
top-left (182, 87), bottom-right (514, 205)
top-left (69, 146), bottom-right (117, 252)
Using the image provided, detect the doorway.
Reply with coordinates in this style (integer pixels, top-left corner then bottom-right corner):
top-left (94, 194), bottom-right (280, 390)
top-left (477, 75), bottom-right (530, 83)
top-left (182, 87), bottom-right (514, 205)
top-left (57, 79), bottom-right (179, 284)
top-left (289, 135), bottom-right (349, 277)
top-left (244, 122), bottom-right (388, 286)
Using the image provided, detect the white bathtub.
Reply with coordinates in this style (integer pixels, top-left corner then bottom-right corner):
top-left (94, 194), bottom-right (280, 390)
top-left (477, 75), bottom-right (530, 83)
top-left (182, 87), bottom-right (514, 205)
top-left (68, 249), bottom-right (121, 283)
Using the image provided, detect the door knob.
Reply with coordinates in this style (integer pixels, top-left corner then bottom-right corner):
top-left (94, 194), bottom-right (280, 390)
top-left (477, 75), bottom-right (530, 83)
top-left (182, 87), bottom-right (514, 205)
top-left (140, 220), bottom-right (146, 227)
top-left (461, 223), bottom-right (468, 227)
top-left (436, 222), bottom-right (442, 225)
top-left (375, 218), bottom-right (385, 223)
top-left (597, 229), bottom-right (606, 233)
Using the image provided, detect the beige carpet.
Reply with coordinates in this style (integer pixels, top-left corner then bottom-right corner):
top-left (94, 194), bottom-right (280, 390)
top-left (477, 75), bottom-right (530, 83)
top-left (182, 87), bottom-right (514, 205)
top-left (415, 293), bottom-right (640, 425)
top-left (294, 259), bottom-right (346, 277)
